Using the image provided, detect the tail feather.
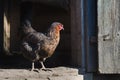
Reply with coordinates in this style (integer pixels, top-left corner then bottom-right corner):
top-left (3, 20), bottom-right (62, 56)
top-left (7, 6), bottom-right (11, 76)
top-left (22, 20), bottom-right (36, 35)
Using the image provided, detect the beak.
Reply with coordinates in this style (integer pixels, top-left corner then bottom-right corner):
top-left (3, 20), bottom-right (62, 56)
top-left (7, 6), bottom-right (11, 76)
top-left (62, 27), bottom-right (64, 30)
top-left (58, 24), bottom-right (64, 30)
top-left (61, 25), bottom-right (64, 30)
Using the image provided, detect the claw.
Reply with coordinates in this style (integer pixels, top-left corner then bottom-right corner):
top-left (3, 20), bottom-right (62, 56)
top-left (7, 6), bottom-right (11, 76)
top-left (39, 61), bottom-right (52, 71)
top-left (30, 62), bottom-right (39, 72)
top-left (30, 68), bottom-right (39, 73)
top-left (40, 68), bottom-right (52, 71)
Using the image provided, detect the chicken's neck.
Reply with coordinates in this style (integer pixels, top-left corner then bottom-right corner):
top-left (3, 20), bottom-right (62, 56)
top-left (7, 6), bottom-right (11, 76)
top-left (47, 30), bottom-right (60, 40)
top-left (46, 29), bottom-right (60, 57)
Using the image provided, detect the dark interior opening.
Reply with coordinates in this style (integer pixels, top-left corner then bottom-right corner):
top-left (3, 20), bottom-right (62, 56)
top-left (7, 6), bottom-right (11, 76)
top-left (0, 1), bottom-right (71, 69)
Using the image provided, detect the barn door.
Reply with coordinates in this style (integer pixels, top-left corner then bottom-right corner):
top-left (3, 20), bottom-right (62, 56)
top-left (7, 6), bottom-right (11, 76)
top-left (98, 0), bottom-right (120, 73)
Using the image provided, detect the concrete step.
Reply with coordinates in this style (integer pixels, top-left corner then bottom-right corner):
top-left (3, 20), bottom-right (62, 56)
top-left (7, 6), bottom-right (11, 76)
top-left (0, 67), bottom-right (83, 80)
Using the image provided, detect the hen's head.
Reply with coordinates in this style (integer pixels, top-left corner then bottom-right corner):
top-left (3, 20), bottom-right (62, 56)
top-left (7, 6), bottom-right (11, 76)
top-left (48, 22), bottom-right (64, 38)
top-left (50, 22), bottom-right (64, 31)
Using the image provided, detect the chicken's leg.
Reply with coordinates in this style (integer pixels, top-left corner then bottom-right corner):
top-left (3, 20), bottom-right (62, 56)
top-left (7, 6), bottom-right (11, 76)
top-left (39, 61), bottom-right (52, 71)
top-left (31, 62), bottom-right (35, 71)
top-left (31, 62), bottom-right (39, 72)
top-left (40, 61), bottom-right (46, 69)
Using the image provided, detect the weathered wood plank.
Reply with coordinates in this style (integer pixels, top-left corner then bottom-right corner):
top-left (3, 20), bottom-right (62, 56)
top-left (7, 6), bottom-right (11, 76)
top-left (98, 0), bottom-right (120, 73)
top-left (4, 1), bottom-right (11, 55)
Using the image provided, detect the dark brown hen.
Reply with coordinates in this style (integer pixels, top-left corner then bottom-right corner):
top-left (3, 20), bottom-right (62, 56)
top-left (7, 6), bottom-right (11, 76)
top-left (21, 20), bottom-right (64, 71)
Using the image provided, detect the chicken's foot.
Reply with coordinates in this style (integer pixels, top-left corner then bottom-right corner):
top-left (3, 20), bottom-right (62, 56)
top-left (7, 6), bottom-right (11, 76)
top-left (39, 61), bottom-right (52, 71)
top-left (30, 62), bottom-right (39, 72)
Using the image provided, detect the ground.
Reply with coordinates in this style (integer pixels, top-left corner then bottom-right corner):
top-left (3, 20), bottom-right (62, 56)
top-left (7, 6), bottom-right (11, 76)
top-left (0, 67), bottom-right (83, 80)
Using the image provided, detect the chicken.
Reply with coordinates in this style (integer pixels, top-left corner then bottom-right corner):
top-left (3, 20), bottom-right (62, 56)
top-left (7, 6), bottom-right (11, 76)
top-left (20, 20), bottom-right (64, 71)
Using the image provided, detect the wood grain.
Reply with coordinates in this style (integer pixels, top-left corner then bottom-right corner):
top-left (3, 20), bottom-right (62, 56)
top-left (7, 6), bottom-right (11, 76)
top-left (98, 0), bottom-right (120, 73)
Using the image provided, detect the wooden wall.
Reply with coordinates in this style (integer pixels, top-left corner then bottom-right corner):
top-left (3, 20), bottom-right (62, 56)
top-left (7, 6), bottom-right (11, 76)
top-left (98, 0), bottom-right (120, 74)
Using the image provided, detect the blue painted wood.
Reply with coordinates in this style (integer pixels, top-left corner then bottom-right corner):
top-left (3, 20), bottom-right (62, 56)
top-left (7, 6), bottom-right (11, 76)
top-left (80, 0), bottom-right (97, 73)
top-left (81, 0), bottom-right (86, 73)
top-left (85, 0), bottom-right (97, 72)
